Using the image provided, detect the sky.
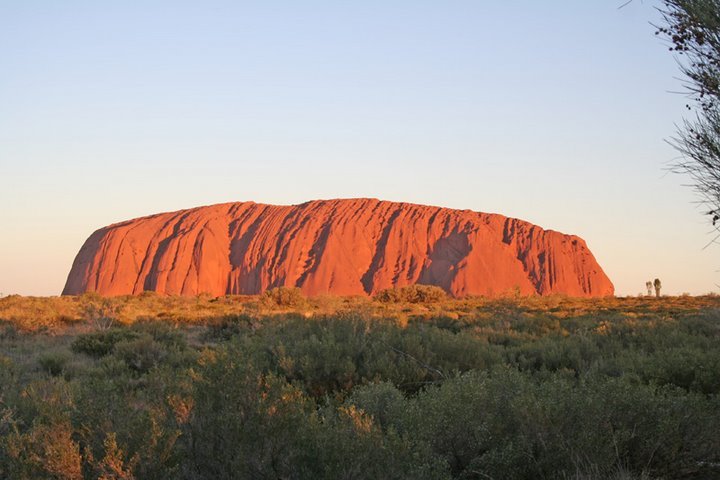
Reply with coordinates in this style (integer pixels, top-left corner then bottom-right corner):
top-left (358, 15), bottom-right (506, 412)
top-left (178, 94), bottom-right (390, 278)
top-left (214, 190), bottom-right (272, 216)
top-left (0, 1), bottom-right (715, 297)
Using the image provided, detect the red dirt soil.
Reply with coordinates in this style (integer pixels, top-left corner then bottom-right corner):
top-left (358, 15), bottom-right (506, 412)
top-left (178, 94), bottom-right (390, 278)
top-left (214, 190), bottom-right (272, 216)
top-left (62, 199), bottom-right (614, 297)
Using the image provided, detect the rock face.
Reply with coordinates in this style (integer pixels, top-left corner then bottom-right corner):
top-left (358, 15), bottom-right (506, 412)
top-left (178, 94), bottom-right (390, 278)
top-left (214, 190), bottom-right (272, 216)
top-left (63, 199), bottom-right (614, 297)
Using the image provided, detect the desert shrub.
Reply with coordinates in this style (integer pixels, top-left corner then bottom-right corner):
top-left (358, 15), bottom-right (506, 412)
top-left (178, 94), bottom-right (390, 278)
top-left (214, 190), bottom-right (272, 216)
top-left (72, 360), bottom-right (189, 479)
top-left (0, 355), bottom-right (14, 386)
top-left (0, 378), bottom-right (80, 480)
top-left (345, 381), bottom-right (405, 431)
top-left (364, 323), bottom-right (503, 392)
top-left (263, 315), bottom-right (372, 397)
top-left (187, 345), bottom-right (446, 480)
top-left (128, 320), bottom-right (187, 350)
top-left (0, 323), bottom-right (19, 341)
top-left (187, 350), bottom-right (320, 479)
top-left (375, 285), bottom-right (448, 304)
top-left (639, 346), bottom-right (720, 394)
top-left (113, 335), bottom-right (167, 373)
top-left (92, 433), bottom-right (137, 480)
top-left (413, 328), bottom-right (501, 375)
top-left (261, 286), bottom-right (308, 309)
top-left (550, 377), bottom-right (720, 478)
top-left (509, 314), bottom-right (562, 336)
top-left (109, 323), bottom-right (195, 375)
top-left (37, 350), bottom-right (73, 377)
top-left (396, 368), bottom-right (720, 479)
top-left (233, 315), bottom-right (503, 397)
top-left (400, 369), bottom-right (535, 478)
top-left (6, 378), bottom-right (75, 428)
top-left (316, 403), bottom-right (449, 480)
top-left (204, 313), bottom-right (259, 341)
top-left (505, 334), bottom-right (602, 376)
top-left (71, 321), bottom-right (186, 361)
top-left (80, 293), bottom-right (120, 329)
top-left (417, 315), bottom-right (470, 333)
top-left (71, 328), bottom-right (139, 357)
top-left (246, 315), bottom-right (430, 396)
top-left (1, 420), bottom-right (83, 480)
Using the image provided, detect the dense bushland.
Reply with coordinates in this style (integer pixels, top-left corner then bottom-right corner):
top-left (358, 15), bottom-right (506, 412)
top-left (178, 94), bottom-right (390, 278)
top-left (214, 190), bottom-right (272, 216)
top-left (0, 295), bottom-right (719, 479)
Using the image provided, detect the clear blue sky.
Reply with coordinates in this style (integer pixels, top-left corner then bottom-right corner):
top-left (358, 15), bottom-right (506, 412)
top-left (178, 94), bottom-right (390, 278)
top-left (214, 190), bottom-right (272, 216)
top-left (0, 1), bottom-right (714, 296)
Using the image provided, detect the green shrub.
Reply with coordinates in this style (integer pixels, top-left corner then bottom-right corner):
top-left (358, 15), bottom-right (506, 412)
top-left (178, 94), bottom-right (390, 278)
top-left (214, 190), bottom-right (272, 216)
top-left (317, 402), bottom-right (449, 480)
top-left (37, 350), bottom-right (72, 377)
top-left (113, 335), bottom-right (166, 373)
top-left (205, 314), bottom-right (259, 341)
top-left (71, 321), bottom-right (186, 360)
top-left (397, 369), bottom-right (720, 479)
top-left (129, 320), bottom-right (187, 350)
top-left (188, 351), bottom-right (319, 479)
top-left (0, 323), bottom-right (18, 341)
top-left (71, 328), bottom-right (139, 357)
top-left (0, 354), bottom-right (14, 384)
top-left (346, 381), bottom-right (405, 431)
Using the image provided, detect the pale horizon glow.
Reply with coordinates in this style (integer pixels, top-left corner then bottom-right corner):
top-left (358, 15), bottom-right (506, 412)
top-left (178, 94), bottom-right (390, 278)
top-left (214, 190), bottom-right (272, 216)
top-left (1, 1), bottom-right (717, 297)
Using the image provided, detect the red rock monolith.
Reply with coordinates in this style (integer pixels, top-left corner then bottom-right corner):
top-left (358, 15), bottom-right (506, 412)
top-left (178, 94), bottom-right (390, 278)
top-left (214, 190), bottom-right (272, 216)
top-left (62, 199), bottom-right (614, 297)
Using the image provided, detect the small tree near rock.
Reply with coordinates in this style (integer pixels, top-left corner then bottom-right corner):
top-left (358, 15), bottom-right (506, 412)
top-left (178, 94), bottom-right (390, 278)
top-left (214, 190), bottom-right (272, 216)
top-left (653, 278), bottom-right (662, 298)
top-left (80, 293), bottom-right (120, 330)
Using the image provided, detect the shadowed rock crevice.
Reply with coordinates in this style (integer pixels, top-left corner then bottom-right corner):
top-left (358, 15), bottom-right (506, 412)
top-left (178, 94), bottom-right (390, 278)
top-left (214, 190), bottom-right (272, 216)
top-left (418, 231), bottom-right (472, 291)
top-left (360, 207), bottom-right (402, 295)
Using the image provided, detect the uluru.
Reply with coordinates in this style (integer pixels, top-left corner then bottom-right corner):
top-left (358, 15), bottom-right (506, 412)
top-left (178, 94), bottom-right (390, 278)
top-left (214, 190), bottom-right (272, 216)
top-left (62, 199), bottom-right (614, 298)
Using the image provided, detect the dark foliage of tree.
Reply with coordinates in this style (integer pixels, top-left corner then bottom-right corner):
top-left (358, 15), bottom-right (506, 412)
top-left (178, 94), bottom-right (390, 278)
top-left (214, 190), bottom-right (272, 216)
top-left (657, 1), bottom-right (720, 236)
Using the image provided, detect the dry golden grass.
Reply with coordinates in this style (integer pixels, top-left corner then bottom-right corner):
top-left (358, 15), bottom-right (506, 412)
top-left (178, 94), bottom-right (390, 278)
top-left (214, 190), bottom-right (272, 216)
top-left (1, 289), bottom-right (718, 332)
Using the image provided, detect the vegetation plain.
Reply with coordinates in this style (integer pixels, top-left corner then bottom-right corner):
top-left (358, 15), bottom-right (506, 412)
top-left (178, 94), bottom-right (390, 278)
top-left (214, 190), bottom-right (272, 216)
top-left (1, 287), bottom-right (719, 479)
